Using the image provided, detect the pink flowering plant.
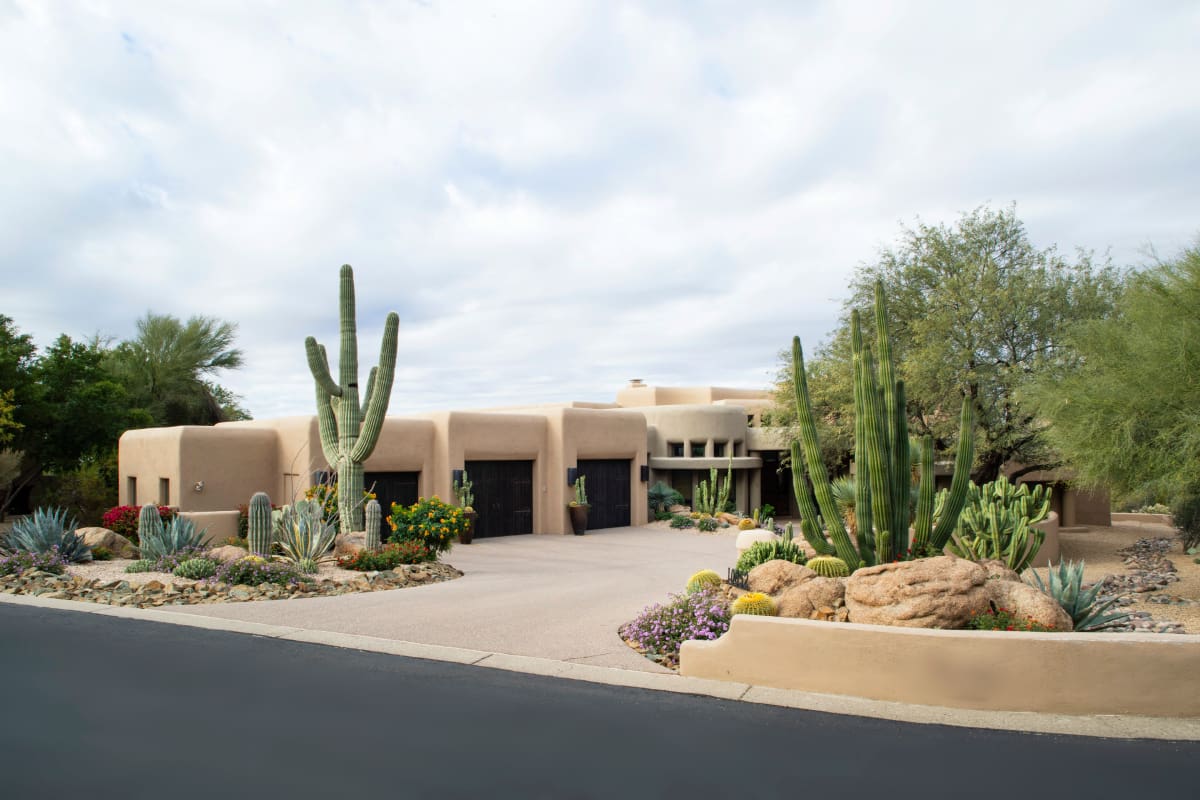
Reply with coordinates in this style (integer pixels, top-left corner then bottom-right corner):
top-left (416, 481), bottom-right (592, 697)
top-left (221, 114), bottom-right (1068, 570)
top-left (619, 588), bottom-right (731, 669)
top-left (0, 547), bottom-right (68, 577)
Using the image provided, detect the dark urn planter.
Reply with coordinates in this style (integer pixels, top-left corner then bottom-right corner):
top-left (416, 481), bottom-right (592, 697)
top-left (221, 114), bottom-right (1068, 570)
top-left (568, 504), bottom-right (590, 535)
top-left (460, 509), bottom-right (477, 544)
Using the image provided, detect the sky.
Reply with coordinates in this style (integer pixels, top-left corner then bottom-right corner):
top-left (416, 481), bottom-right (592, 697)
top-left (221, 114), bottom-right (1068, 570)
top-left (2, 0), bottom-right (1198, 420)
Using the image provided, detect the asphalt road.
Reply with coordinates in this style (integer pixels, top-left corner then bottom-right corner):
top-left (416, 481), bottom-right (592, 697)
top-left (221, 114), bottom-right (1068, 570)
top-left (1, 604), bottom-right (1196, 800)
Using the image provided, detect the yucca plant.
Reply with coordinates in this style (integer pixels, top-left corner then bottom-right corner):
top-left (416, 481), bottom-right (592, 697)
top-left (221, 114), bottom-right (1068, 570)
top-left (138, 516), bottom-right (208, 563)
top-left (4, 507), bottom-right (92, 563)
top-left (274, 500), bottom-right (337, 571)
top-left (1026, 560), bottom-right (1132, 632)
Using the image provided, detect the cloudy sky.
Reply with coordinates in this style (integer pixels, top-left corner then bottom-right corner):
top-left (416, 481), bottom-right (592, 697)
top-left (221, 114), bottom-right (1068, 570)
top-left (2, 1), bottom-right (1198, 419)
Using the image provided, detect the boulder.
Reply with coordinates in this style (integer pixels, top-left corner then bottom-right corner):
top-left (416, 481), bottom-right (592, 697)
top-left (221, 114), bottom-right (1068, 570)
top-left (979, 559), bottom-right (1022, 583)
top-left (844, 555), bottom-right (990, 629)
top-left (207, 545), bottom-right (250, 563)
top-left (735, 529), bottom-right (780, 553)
top-left (668, 505), bottom-right (690, 514)
top-left (76, 527), bottom-right (138, 559)
top-left (747, 560), bottom-right (816, 596)
top-left (776, 576), bottom-right (846, 619)
top-left (985, 579), bottom-right (1073, 632)
top-left (717, 512), bottom-right (740, 525)
top-left (334, 532), bottom-right (367, 559)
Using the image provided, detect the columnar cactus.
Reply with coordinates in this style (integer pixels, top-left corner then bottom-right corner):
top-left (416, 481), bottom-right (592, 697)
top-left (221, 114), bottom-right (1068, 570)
top-left (790, 281), bottom-right (975, 568)
top-left (305, 265), bottom-right (399, 534)
top-left (364, 499), bottom-right (382, 552)
top-left (138, 504), bottom-right (163, 544)
top-left (248, 492), bottom-right (272, 556)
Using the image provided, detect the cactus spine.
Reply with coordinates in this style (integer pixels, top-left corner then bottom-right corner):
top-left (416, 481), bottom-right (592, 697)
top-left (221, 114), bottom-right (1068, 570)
top-left (364, 498), bottom-right (382, 552)
top-left (305, 264), bottom-right (399, 534)
top-left (790, 281), bottom-right (975, 567)
top-left (248, 492), bottom-right (272, 556)
top-left (806, 555), bottom-right (850, 578)
top-left (137, 504), bottom-right (163, 544)
top-left (731, 592), bottom-right (778, 616)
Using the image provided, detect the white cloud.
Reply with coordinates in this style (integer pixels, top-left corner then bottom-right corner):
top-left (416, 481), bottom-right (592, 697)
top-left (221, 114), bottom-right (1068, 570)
top-left (1, 0), bottom-right (1198, 420)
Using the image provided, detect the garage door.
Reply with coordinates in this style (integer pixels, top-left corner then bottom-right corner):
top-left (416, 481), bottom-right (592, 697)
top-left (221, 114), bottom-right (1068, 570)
top-left (465, 460), bottom-right (533, 538)
top-left (364, 471), bottom-right (420, 519)
top-left (576, 459), bottom-right (631, 530)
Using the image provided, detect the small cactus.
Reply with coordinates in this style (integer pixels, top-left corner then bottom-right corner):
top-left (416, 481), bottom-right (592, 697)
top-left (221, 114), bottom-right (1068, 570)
top-left (686, 569), bottom-right (722, 594)
top-left (807, 555), bottom-right (850, 578)
top-left (248, 492), bottom-right (273, 556)
top-left (732, 592), bottom-right (778, 616)
top-left (737, 518), bottom-right (757, 531)
top-left (365, 499), bottom-right (382, 552)
top-left (173, 558), bottom-right (218, 580)
top-left (138, 504), bottom-right (164, 543)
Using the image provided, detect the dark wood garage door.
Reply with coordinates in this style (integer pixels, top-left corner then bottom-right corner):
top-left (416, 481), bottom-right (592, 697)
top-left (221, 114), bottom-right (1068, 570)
top-left (466, 460), bottom-right (533, 538)
top-left (576, 459), bottom-right (631, 530)
top-left (364, 471), bottom-right (421, 518)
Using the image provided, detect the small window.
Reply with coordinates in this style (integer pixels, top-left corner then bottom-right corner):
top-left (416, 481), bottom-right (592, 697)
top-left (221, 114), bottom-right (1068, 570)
top-left (668, 442), bottom-right (684, 458)
top-left (126, 477), bottom-right (137, 506)
top-left (691, 442), bottom-right (706, 458)
top-left (713, 441), bottom-right (726, 457)
top-left (747, 414), bottom-right (756, 427)
top-left (158, 478), bottom-right (170, 506)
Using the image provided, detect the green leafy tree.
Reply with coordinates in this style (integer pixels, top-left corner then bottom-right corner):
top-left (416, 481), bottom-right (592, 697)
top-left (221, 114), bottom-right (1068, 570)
top-left (109, 313), bottom-right (247, 426)
top-left (769, 206), bottom-right (1123, 482)
top-left (1026, 241), bottom-right (1200, 505)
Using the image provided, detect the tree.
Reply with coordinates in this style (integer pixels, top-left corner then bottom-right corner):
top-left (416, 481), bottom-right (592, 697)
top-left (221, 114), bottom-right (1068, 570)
top-left (769, 206), bottom-right (1124, 482)
top-left (109, 313), bottom-right (247, 426)
top-left (1026, 241), bottom-right (1200, 506)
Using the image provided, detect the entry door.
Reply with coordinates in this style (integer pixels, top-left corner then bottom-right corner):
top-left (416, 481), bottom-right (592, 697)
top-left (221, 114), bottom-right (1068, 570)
top-left (756, 451), bottom-right (791, 516)
top-left (364, 471), bottom-right (420, 519)
top-left (465, 460), bottom-right (534, 538)
top-left (576, 459), bottom-right (631, 530)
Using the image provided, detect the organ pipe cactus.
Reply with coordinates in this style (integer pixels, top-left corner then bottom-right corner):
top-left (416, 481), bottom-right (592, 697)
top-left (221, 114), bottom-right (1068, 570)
top-left (364, 499), bottom-right (382, 552)
top-left (789, 281), bottom-right (975, 568)
top-left (948, 477), bottom-right (1052, 572)
top-left (248, 492), bottom-right (273, 556)
top-left (305, 264), bottom-right (399, 534)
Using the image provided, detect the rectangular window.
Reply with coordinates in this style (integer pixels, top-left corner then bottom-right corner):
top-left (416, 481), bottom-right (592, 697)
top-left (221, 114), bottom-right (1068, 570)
top-left (158, 478), bottom-right (170, 506)
top-left (668, 442), bottom-right (684, 458)
top-left (713, 441), bottom-right (726, 457)
top-left (691, 442), bottom-right (706, 458)
top-left (126, 477), bottom-right (137, 506)
top-left (747, 414), bottom-right (756, 427)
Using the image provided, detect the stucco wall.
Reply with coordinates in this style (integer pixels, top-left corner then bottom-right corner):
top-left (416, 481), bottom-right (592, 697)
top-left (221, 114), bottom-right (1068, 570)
top-left (681, 615), bottom-right (1200, 717)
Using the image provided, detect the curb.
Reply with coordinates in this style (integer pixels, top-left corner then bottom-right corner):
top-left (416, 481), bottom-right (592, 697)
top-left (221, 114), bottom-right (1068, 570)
top-left (2, 592), bottom-right (1197, 741)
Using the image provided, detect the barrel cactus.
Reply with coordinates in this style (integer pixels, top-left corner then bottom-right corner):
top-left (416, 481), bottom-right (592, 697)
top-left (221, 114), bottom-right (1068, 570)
top-left (806, 555), bottom-right (850, 578)
top-left (365, 499), bottom-right (382, 552)
top-left (731, 592), bottom-right (778, 616)
top-left (686, 569), bottom-right (723, 594)
top-left (248, 492), bottom-right (273, 556)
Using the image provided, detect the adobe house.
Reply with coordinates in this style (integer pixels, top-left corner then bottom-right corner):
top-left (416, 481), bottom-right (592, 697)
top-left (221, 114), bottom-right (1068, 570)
top-left (117, 380), bottom-right (1109, 542)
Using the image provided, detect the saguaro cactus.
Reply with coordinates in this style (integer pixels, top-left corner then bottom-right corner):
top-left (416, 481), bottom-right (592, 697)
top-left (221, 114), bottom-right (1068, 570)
top-left (305, 265), bottom-right (400, 534)
top-left (790, 281), bottom-right (975, 568)
top-left (248, 491), bottom-right (273, 556)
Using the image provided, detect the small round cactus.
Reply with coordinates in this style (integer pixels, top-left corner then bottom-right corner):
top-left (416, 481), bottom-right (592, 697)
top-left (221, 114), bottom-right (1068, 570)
top-left (807, 555), bottom-right (850, 578)
top-left (731, 592), bottom-right (778, 616)
top-left (173, 558), bottom-right (218, 580)
top-left (737, 518), bottom-right (757, 531)
top-left (686, 569), bottom-right (722, 594)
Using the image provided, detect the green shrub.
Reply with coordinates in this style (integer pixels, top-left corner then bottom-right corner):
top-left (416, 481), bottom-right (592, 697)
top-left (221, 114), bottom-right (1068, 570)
top-left (31, 461), bottom-right (116, 527)
top-left (697, 517), bottom-right (718, 532)
top-left (173, 558), bottom-right (218, 580)
top-left (213, 556), bottom-right (307, 587)
top-left (736, 540), bottom-right (807, 573)
top-left (125, 559), bottom-right (154, 574)
top-left (90, 546), bottom-right (113, 561)
top-left (653, 510), bottom-right (674, 522)
top-left (389, 496), bottom-right (463, 554)
top-left (1172, 490), bottom-right (1200, 550)
top-left (0, 549), bottom-right (67, 576)
top-left (669, 515), bottom-right (695, 529)
top-left (968, 605), bottom-right (1050, 632)
top-left (337, 541), bottom-right (433, 571)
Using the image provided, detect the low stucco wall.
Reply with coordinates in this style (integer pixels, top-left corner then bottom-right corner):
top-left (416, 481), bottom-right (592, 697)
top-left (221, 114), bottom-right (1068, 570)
top-left (680, 615), bottom-right (1200, 717)
top-left (178, 511), bottom-right (239, 546)
top-left (1112, 512), bottom-right (1174, 526)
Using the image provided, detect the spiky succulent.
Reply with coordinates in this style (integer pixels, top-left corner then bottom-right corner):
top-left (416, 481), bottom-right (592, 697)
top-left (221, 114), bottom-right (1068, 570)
top-left (1026, 560), bottom-right (1132, 632)
top-left (139, 516), bottom-right (208, 562)
top-left (807, 555), bottom-right (850, 578)
top-left (124, 559), bottom-right (154, 574)
top-left (731, 592), bottom-right (778, 616)
top-left (735, 539), bottom-right (807, 573)
top-left (686, 569), bottom-right (723, 594)
top-left (274, 501), bottom-right (337, 569)
top-left (4, 507), bottom-right (92, 562)
top-left (173, 558), bottom-right (218, 580)
top-left (296, 557), bottom-right (320, 575)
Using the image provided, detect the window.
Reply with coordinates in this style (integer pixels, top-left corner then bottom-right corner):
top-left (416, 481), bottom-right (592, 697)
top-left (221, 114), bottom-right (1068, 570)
top-left (747, 414), bottom-right (756, 427)
top-left (126, 477), bottom-right (137, 505)
top-left (158, 478), bottom-right (170, 506)
top-left (713, 441), bottom-right (726, 457)
top-left (668, 442), bottom-right (684, 458)
top-left (691, 442), bottom-right (706, 458)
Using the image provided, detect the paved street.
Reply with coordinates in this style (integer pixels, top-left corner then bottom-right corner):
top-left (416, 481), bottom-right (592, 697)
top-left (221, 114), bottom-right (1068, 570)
top-left (2, 603), bottom-right (1197, 799)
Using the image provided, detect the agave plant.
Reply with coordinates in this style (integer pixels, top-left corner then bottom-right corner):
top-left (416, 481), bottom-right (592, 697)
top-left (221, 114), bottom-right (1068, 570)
top-left (274, 500), bottom-right (337, 572)
top-left (4, 507), bottom-right (92, 563)
top-left (138, 516), bottom-right (209, 563)
top-left (1026, 560), bottom-right (1132, 632)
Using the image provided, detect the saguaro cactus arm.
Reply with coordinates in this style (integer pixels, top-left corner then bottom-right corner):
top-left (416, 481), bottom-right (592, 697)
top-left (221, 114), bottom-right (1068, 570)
top-left (305, 339), bottom-right (343, 398)
top-left (350, 312), bottom-right (398, 463)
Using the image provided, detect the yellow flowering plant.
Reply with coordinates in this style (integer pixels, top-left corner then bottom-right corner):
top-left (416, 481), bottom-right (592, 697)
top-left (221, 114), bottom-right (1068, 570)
top-left (388, 495), bottom-right (463, 554)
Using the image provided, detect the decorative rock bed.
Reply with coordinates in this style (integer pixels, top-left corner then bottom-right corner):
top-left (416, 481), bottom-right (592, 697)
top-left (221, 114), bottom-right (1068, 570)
top-left (0, 562), bottom-right (463, 608)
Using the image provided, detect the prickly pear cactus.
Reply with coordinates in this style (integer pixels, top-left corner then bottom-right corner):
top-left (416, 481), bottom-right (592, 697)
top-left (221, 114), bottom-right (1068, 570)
top-left (248, 492), bottom-right (273, 556)
top-left (731, 592), bottom-right (778, 616)
top-left (364, 499), bottom-right (382, 552)
top-left (686, 569), bottom-right (722, 594)
top-left (806, 555), bottom-right (850, 578)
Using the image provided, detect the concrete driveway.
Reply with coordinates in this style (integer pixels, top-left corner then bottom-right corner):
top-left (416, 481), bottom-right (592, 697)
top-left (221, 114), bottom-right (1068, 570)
top-left (170, 526), bottom-right (740, 672)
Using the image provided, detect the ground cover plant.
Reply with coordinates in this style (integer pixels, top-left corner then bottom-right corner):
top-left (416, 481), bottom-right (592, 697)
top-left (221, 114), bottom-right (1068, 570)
top-left (338, 540), bottom-right (433, 571)
top-left (620, 588), bottom-right (731, 669)
top-left (212, 556), bottom-right (308, 587)
top-left (968, 606), bottom-right (1051, 632)
top-left (0, 548), bottom-right (67, 576)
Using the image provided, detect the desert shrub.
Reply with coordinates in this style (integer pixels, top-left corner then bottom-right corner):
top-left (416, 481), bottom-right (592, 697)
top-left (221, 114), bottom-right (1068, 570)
top-left (653, 510), bottom-right (674, 522)
top-left (338, 541), bottom-right (433, 571)
top-left (1132, 503), bottom-right (1172, 515)
top-left (389, 496), bottom-right (463, 554)
top-left (90, 546), bottom-right (113, 561)
top-left (1172, 490), bottom-right (1200, 550)
top-left (968, 605), bottom-right (1050, 632)
top-left (669, 515), bottom-right (694, 529)
top-left (735, 540), bottom-right (807, 573)
top-left (173, 558), bottom-right (218, 580)
top-left (697, 517), bottom-right (719, 532)
top-left (31, 461), bottom-right (116, 526)
top-left (5, 507), bottom-right (92, 563)
top-left (124, 559), bottom-right (154, 574)
top-left (619, 589), bottom-right (731, 668)
top-left (102, 505), bottom-right (174, 543)
top-left (213, 556), bottom-right (307, 587)
top-left (0, 548), bottom-right (67, 576)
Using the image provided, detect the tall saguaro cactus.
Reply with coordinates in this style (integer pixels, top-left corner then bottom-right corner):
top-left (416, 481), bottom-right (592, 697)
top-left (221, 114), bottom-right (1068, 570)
top-left (790, 281), bottom-right (975, 568)
top-left (305, 265), bottom-right (399, 534)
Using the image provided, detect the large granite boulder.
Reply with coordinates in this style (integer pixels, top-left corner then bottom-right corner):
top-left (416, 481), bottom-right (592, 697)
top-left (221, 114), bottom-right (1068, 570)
top-left (76, 527), bottom-right (138, 559)
top-left (207, 545), bottom-right (250, 563)
top-left (735, 529), bottom-right (780, 553)
top-left (334, 531), bottom-right (367, 559)
top-left (985, 579), bottom-right (1073, 632)
top-left (845, 555), bottom-right (990, 629)
top-left (747, 560), bottom-right (816, 596)
top-left (776, 576), bottom-right (846, 619)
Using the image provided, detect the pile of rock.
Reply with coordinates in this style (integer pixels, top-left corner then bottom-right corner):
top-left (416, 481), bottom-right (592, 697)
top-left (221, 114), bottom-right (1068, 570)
top-left (0, 562), bottom-right (462, 608)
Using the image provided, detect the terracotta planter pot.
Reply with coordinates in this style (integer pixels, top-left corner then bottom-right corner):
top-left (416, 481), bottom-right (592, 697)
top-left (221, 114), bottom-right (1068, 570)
top-left (568, 504), bottom-right (590, 535)
top-left (460, 509), bottom-right (477, 544)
